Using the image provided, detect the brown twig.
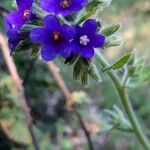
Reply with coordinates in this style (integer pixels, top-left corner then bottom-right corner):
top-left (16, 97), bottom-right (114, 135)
top-left (47, 61), bottom-right (94, 150)
top-left (47, 62), bottom-right (73, 111)
top-left (0, 34), bottom-right (40, 150)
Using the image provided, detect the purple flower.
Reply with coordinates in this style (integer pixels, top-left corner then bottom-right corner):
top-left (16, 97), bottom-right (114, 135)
top-left (41, 0), bottom-right (88, 16)
top-left (30, 15), bottom-right (75, 61)
top-left (5, 0), bottom-right (33, 31)
top-left (5, 0), bottom-right (34, 53)
top-left (71, 19), bottom-right (105, 58)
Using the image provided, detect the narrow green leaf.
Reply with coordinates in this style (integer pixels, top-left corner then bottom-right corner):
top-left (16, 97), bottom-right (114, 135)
top-left (14, 40), bottom-right (32, 53)
top-left (32, 3), bottom-right (48, 18)
top-left (85, 0), bottom-right (112, 12)
top-left (100, 22), bottom-right (121, 36)
top-left (19, 24), bottom-right (38, 33)
top-left (81, 71), bottom-right (89, 87)
top-left (103, 40), bottom-right (121, 48)
top-left (85, 0), bottom-right (103, 11)
top-left (76, 8), bottom-right (97, 25)
top-left (30, 45), bottom-right (40, 58)
top-left (111, 54), bottom-right (132, 70)
top-left (81, 57), bottom-right (91, 68)
top-left (65, 54), bottom-right (78, 65)
top-left (73, 60), bottom-right (82, 80)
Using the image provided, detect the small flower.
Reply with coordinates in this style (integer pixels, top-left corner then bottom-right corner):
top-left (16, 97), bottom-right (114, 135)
top-left (71, 19), bottom-right (105, 58)
top-left (30, 15), bottom-right (75, 61)
top-left (41, 0), bottom-right (88, 16)
top-left (5, 0), bottom-right (34, 53)
top-left (5, 0), bottom-right (33, 31)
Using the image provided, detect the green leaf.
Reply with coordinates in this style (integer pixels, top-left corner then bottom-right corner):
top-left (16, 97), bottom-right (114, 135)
top-left (88, 63), bottom-right (102, 82)
top-left (73, 59), bottom-right (82, 80)
top-left (19, 24), bottom-right (39, 33)
top-left (10, 120), bottom-right (32, 144)
top-left (111, 54), bottom-right (132, 70)
top-left (30, 45), bottom-right (40, 58)
top-left (32, 2), bottom-right (48, 18)
top-left (77, 8), bottom-right (97, 25)
top-left (140, 66), bottom-right (150, 82)
top-left (103, 40), bottom-right (121, 48)
top-left (27, 19), bottom-right (43, 26)
top-left (100, 22), bottom-right (121, 36)
top-left (61, 138), bottom-right (73, 150)
top-left (81, 70), bottom-right (89, 87)
top-left (14, 40), bottom-right (32, 53)
top-left (65, 54), bottom-right (78, 65)
top-left (77, 0), bottom-right (112, 25)
top-left (86, 0), bottom-right (112, 12)
top-left (81, 57), bottom-right (91, 68)
top-left (102, 35), bottom-right (121, 49)
top-left (127, 54), bottom-right (135, 65)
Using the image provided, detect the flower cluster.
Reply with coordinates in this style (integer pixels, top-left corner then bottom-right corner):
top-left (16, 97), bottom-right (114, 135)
top-left (5, 0), bottom-right (35, 53)
top-left (5, 0), bottom-right (105, 61)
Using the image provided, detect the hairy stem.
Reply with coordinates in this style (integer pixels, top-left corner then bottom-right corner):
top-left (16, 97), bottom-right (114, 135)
top-left (95, 50), bottom-right (150, 150)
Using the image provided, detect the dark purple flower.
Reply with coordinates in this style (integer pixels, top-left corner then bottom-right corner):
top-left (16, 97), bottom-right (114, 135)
top-left (71, 19), bottom-right (105, 58)
top-left (41, 0), bottom-right (88, 16)
top-left (5, 0), bottom-right (34, 53)
top-left (5, 0), bottom-right (33, 31)
top-left (30, 15), bottom-right (75, 61)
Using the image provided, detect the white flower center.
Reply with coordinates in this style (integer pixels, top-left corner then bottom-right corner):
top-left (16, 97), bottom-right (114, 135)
top-left (60, 0), bottom-right (71, 8)
top-left (79, 35), bottom-right (90, 46)
top-left (12, 24), bottom-right (15, 29)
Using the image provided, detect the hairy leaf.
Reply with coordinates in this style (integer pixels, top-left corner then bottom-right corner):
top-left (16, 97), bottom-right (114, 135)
top-left (111, 54), bottom-right (132, 70)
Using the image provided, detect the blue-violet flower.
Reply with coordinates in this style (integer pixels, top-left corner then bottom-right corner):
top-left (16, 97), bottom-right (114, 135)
top-left (30, 15), bottom-right (75, 61)
top-left (71, 19), bottom-right (105, 58)
top-left (41, 0), bottom-right (88, 16)
top-left (5, 0), bottom-right (34, 53)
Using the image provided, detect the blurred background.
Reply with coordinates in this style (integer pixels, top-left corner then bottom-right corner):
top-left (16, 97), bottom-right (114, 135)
top-left (0, 0), bottom-right (150, 149)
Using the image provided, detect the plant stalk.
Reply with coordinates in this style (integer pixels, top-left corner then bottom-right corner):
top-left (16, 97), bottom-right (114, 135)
top-left (0, 34), bottom-right (40, 150)
top-left (95, 50), bottom-right (150, 150)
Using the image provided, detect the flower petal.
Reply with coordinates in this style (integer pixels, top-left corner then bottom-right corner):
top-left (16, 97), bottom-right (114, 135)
top-left (83, 19), bottom-right (98, 35)
top-left (71, 42), bottom-right (81, 54)
top-left (30, 28), bottom-right (50, 44)
top-left (41, 0), bottom-right (58, 14)
top-left (61, 25), bottom-right (75, 40)
top-left (44, 15), bottom-right (61, 30)
top-left (41, 45), bottom-right (57, 61)
top-left (81, 47), bottom-right (94, 58)
top-left (93, 34), bottom-right (105, 48)
top-left (59, 49), bottom-right (71, 58)
top-left (5, 11), bottom-right (25, 30)
top-left (16, 0), bottom-right (33, 10)
top-left (59, 43), bottom-right (72, 58)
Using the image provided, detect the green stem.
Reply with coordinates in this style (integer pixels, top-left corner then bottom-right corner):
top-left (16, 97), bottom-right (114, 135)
top-left (95, 51), bottom-right (150, 150)
top-left (122, 66), bottom-right (129, 86)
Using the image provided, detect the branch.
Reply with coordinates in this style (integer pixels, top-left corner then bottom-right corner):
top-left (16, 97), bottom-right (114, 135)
top-left (0, 34), bottom-right (40, 150)
top-left (47, 61), bottom-right (94, 150)
top-left (95, 50), bottom-right (150, 150)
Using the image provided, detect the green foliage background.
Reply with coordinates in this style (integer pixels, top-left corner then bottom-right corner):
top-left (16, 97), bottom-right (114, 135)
top-left (0, 0), bottom-right (150, 149)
